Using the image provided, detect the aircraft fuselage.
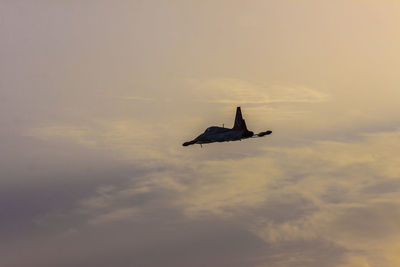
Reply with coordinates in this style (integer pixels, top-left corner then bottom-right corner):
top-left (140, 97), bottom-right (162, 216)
top-left (183, 126), bottom-right (254, 146)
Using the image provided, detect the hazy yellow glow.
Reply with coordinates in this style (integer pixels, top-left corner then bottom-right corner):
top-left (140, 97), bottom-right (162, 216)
top-left (2, 0), bottom-right (400, 266)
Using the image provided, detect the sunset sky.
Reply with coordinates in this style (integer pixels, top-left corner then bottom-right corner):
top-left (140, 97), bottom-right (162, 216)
top-left (2, 1), bottom-right (400, 266)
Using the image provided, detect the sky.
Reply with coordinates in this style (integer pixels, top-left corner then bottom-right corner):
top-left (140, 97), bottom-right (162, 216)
top-left (1, 0), bottom-right (400, 266)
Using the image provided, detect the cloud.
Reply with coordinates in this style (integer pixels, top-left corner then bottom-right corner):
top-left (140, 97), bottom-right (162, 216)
top-left (26, 119), bottom-right (172, 159)
top-left (20, 117), bottom-right (400, 266)
top-left (179, 157), bottom-right (280, 218)
top-left (255, 239), bottom-right (347, 267)
top-left (187, 78), bottom-right (330, 105)
top-left (257, 130), bottom-right (400, 266)
top-left (17, 103), bottom-right (400, 267)
top-left (88, 208), bottom-right (139, 225)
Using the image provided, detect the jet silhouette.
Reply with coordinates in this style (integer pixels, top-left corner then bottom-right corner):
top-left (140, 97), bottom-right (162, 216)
top-left (183, 107), bottom-right (272, 147)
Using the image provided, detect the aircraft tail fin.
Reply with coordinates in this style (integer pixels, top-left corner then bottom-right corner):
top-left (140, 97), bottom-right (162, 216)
top-left (233, 107), bottom-right (248, 130)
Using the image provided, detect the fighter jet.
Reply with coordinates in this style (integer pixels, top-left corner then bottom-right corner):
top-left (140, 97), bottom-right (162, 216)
top-left (183, 107), bottom-right (272, 147)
